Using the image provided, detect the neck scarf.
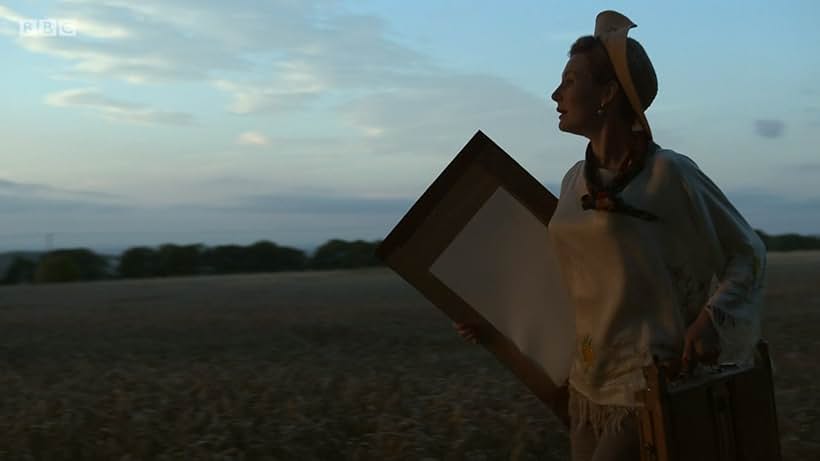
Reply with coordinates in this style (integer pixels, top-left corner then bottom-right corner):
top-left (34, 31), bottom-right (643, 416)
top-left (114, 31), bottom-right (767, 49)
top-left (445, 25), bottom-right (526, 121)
top-left (581, 142), bottom-right (660, 222)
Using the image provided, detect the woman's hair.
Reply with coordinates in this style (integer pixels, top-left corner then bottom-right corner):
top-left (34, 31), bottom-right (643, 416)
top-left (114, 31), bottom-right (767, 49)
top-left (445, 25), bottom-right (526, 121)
top-left (569, 35), bottom-right (658, 120)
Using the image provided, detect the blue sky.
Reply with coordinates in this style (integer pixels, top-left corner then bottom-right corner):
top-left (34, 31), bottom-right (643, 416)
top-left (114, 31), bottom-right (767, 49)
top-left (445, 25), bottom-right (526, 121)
top-left (1, 0), bottom-right (818, 253)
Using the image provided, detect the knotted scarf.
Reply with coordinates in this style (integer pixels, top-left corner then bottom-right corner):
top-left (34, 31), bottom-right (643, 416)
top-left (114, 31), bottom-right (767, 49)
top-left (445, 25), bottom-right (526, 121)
top-left (581, 142), bottom-right (660, 222)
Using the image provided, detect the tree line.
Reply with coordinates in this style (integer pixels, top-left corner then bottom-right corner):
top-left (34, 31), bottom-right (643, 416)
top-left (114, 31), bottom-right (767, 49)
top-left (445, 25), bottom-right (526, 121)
top-left (1, 231), bottom-right (818, 285)
top-left (1, 239), bottom-right (384, 285)
top-left (755, 231), bottom-right (820, 252)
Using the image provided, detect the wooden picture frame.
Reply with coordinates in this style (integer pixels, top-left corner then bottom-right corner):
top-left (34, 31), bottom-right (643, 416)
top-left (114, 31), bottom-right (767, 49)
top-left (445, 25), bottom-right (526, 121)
top-left (375, 130), bottom-right (574, 425)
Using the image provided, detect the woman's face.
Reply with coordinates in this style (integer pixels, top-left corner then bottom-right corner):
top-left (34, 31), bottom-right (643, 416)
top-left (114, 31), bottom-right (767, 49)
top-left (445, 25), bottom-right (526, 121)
top-left (551, 54), bottom-right (606, 136)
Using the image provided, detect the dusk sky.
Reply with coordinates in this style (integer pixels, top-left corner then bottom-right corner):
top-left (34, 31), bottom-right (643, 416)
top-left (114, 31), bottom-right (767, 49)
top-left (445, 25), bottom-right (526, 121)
top-left (1, 0), bottom-right (818, 253)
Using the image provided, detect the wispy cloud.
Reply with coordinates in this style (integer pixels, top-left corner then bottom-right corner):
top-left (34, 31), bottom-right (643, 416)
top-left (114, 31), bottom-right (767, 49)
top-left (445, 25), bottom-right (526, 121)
top-left (784, 162), bottom-right (820, 173)
top-left (1, 3), bottom-right (129, 37)
top-left (5, 0), bottom-right (426, 89)
top-left (4, 1), bottom-right (252, 83)
top-left (60, 16), bottom-right (132, 39)
top-left (213, 77), bottom-right (322, 115)
top-left (225, 194), bottom-right (413, 215)
top-left (0, 4), bottom-right (25, 37)
top-left (6, 0), bottom-right (570, 210)
top-left (6, 0), bottom-right (434, 116)
top-left (0, 4), bottom-right (25, 23)
top-left (44, 88), bottom-right (194, 125)
top-left (754, 119), bottom-right (785, 138)
top-left (337, 73), bottom-right (552, 158)
top-left (0, 194), bottom-right (127, 214)
top-left (726, 190), bottom-right (820, 234)
top-left (0, 177), bottom-right (126, 215)
top-left (208, 11), bottom-right (431, 114)
top-left (237, 131), bottom-right (270, 146)
top-left (0, 177), bottom-right (120, 200)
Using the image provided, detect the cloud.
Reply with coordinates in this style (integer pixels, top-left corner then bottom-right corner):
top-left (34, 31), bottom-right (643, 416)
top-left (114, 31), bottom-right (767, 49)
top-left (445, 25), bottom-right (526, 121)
top-left (44, 88), bottom-right (194, 125)
top-left (0, 177), bottom-right (126, 215)
top-left (5, 1), bottom-right (254, 83)
top-left (1, 179), bottom-right (817, 252)
top-left (336, 73), bottom-right (554, 161)
top-left (237, 131), bottom-right (270, 146)
top-left (61, 17), bottom-right (131, 39)
top-left (784, 162), bottom-right (820, 172)
top-left (0, 177), bottom-right (120, 200)
top-left (0, 192), bottom-right (403, 252)
top-left (724, 190), bottom-right (820, 234)
top-left (0, 194), bottom-right (127, 214)
top-left (208, 12), bottom-right (431, 114)
top-left (0, 5), bottom-right (25, 23)
top-left (213, 77), bottom-right (322, 115)
top-left (1, 4), bottom-right (129, 38)
top-left (0, 5), bottom-right (24, 36)
top-left (754, 119), bottom-right (785, 138)
top-left (225, 194), bottom-right (413, 215)
top-left (5, 0), bottom-right (426, 90)
top-left (183, 71), bottom-right (565, 201)
top-left (6, 0), bottom-right (436, 120)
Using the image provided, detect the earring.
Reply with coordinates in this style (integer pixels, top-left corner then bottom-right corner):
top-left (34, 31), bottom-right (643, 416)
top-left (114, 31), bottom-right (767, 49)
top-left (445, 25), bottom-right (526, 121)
top-left (596, 104), bottom-right (605, 116)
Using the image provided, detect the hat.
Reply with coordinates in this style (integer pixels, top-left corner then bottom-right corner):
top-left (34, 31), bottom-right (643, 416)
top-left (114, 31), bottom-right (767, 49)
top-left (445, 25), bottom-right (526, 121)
top-left (594, 10), bottom-right (652, 139)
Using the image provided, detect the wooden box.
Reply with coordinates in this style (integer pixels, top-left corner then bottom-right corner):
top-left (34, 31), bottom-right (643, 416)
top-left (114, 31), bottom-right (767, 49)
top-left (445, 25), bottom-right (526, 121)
top-left (636, 341), bottom-right (782, 461)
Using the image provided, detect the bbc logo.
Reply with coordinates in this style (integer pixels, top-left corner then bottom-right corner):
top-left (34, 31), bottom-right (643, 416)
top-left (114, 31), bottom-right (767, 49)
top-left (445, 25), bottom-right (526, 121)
top-left (19, 19), bottom-right (77, 37)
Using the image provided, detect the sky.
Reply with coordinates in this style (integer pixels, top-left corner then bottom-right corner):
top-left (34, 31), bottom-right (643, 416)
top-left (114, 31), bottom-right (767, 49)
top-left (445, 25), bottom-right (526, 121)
top-left (1, 0), bottom-right (819, 254)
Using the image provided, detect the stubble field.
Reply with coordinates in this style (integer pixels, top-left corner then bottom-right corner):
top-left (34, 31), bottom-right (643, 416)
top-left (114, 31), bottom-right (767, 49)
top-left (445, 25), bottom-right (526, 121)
top-left (0, 251), bottom-right (818, 460)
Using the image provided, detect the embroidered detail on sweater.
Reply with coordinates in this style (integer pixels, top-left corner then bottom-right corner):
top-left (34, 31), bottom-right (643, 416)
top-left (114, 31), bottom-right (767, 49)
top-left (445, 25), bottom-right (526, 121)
top-left (580, 335), bottom-right (595, 371)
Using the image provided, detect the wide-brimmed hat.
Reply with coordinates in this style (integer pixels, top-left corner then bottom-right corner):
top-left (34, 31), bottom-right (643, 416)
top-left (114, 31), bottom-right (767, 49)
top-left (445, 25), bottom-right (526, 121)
top-left (594, 10), bottom-right (652, 139)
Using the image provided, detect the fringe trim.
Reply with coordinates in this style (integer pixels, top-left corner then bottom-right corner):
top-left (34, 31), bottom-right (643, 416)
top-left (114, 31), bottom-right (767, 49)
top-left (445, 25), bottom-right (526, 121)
top-left (569, 386), bottom-right (638, 439)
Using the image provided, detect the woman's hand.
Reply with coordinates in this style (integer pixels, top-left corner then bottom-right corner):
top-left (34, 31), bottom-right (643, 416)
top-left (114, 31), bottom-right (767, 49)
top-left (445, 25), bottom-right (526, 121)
top-left (681, 309), bottom-right (721, 372)
top-left (453, 320), bottom-right (490, 345)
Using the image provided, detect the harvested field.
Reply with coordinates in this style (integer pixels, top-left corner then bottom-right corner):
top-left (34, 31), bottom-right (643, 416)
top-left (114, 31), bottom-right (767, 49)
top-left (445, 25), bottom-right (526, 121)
top-left (0, 251), bottom-right (817, 460)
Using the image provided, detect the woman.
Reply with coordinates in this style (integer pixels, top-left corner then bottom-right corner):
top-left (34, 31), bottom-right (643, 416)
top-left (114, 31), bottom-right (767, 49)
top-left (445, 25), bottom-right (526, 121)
top-left (455, 10), bottom-right (766, 461)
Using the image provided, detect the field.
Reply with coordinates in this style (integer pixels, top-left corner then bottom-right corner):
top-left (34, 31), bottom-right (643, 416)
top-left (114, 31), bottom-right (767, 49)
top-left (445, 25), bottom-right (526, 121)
top-left (0, 251), bottom-right (818, 460)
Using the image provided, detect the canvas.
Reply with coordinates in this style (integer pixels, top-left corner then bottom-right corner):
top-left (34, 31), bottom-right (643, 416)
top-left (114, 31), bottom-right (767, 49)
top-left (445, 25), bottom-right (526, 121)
top-left (375, 130), bottom-right (574, 424)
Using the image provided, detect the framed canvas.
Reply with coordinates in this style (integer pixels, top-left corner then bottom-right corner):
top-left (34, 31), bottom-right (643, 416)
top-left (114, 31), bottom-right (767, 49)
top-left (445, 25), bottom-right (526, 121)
top-left (375, 130), bottom-right (574, 424)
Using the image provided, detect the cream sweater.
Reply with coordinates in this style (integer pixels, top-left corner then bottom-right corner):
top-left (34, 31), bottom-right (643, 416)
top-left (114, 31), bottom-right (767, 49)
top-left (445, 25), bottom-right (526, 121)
top-left (547, 142), bottom-right (767, 407)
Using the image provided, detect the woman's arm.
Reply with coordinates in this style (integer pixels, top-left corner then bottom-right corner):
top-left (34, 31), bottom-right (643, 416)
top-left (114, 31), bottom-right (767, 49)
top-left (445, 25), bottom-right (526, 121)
top-left (674, 154), bottom-right (767, 365)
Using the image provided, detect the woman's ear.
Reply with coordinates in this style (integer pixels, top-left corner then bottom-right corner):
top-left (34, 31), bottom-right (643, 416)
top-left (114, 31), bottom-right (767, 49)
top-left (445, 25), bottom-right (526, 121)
top-left (600, 80), bottom-right (621, 107)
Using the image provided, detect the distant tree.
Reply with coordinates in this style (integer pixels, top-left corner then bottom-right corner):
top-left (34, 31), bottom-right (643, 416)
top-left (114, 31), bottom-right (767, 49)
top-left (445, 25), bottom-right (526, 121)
top-left (775, 234), bottom-right (820, 251)
top-left (35, 249), bottom-right (108, 283)
top-left (200, 244), bottom-right (246, 274)
top-left (2, 256), bottom-right (37, 284)
top-left (270, 244), bottom-right (309, 271)
top-left (244, 240), bottom-right (307, 272)
top-left (155, 244), bottom-right (203, 276)
top-left (755, 229), bottom-right (820, 252)
top-left (118, 247), bottom-right (159, 278)
top-left (308, 239), bottom-right (384, 270)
